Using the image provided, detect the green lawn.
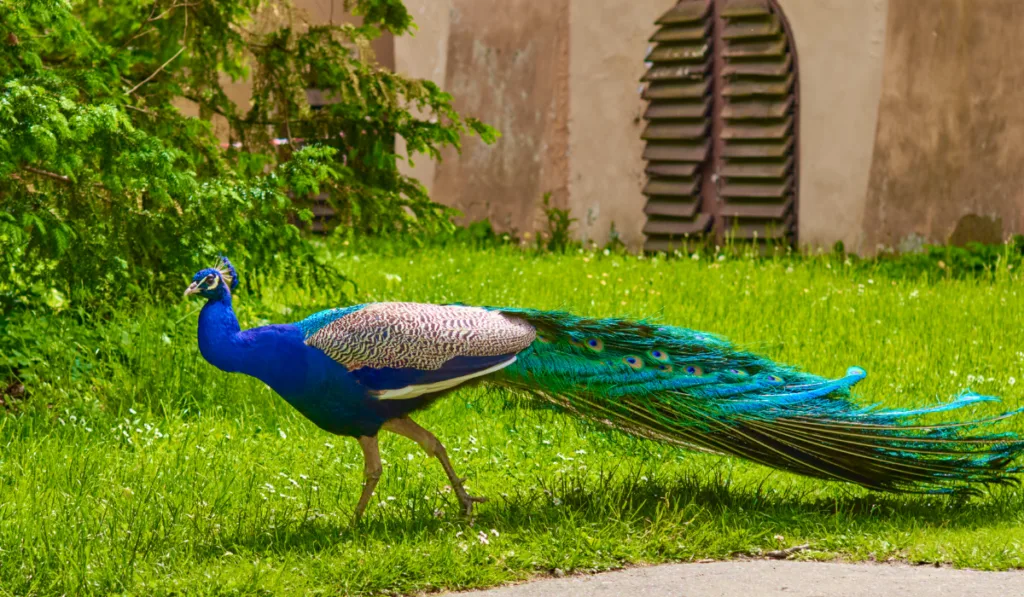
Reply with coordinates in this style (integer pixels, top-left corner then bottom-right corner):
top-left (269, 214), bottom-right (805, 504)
top-left (2, 245), bottom-right (1024, 595)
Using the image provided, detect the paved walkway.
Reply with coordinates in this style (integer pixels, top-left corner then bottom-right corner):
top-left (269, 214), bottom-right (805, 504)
top-left (440, 560), bottom-right (1024, 597)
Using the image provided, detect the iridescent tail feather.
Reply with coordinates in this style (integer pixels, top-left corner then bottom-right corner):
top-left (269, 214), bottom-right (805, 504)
top-left (488, 307), bottom-right (1024, 495)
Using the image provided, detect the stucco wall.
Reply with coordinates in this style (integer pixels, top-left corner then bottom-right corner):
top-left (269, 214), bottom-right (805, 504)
top-left (777, 0), bottom-right (888, 253)
top-left (862, 0), bottom-right (1024, 251)
top-left (566, 0), bottom-right (669, 249)
top-left (393, 0), bottom-right (452, 198)
top-left (430, 0), bottom-right (571, 234)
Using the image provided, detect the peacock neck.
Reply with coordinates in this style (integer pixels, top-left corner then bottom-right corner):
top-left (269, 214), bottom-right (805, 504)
top-left (197, 293), bottom-right (246, 373)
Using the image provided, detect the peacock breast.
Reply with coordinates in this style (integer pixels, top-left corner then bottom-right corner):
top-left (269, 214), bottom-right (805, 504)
top-left (272, 343), bottom-right (384, 438)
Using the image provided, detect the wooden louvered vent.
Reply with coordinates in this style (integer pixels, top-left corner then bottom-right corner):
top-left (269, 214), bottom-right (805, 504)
top-left (641, 1), bottom-right (713, 244)
top-left (641, 0), bottom-right (798, 251)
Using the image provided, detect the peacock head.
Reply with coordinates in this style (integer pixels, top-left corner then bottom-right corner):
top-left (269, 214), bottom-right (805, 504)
top-left (184, 256), bottom-right (240, 300)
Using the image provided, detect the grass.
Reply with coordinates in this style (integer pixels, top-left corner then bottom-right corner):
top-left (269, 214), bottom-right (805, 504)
top-left (2, 244), bottom-right (1024, 595)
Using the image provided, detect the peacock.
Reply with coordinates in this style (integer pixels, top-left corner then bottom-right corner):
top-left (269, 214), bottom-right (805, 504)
top-left (186, 257), bottom-right (1024, 520)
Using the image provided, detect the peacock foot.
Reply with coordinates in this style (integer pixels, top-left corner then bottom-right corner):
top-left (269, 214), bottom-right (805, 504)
top-left (381, 417), bottom-right (488, 518)
top-left (451, 478), bottom-right (487, 517)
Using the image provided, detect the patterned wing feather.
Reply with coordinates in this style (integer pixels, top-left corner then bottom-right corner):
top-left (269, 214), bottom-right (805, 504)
top-left (305, 302), bottom-right (536, 399)
top-left (294, 305), bottom-right (368, 339)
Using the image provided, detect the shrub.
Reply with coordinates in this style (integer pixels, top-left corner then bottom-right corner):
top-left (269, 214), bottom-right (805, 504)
top-left (0, 0), bottom-right (496, 309)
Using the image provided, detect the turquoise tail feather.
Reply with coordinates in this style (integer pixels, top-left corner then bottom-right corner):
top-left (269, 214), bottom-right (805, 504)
top-left (487, 307), bottom-right (1024, 495)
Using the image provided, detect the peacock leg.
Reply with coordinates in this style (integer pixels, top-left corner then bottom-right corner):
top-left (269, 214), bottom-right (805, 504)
top-left (353, 435), bottom-right (382, 522)
top-left (382, 416), bottom-right (487, 517)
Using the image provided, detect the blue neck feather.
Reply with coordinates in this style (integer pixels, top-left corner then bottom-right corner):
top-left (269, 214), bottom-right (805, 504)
top-left (197, 293), bottom-right (247, 374)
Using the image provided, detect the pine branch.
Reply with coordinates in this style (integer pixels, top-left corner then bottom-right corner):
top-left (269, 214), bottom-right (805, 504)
top-left (128, 4), bottom-right (188, 95)
top-left (127, 45), bottom-right (184, 95)
top-left (21, 166), bottom-right (71, 184)
top-left (181, 94), bottom-right (282, 126)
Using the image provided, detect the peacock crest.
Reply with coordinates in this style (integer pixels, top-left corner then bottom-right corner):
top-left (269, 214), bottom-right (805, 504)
top-left (215, 255), bottom-right (240, 292)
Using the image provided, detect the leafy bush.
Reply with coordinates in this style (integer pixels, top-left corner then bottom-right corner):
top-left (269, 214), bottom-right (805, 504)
top-left (865, 236), bottom-right (1024, 280)
top-left (0, 0), bottom-right (496, 309)
top-left (538, 192), bottom-right (579, 253)
top-left (638, 232), bottom-right (1024, 282)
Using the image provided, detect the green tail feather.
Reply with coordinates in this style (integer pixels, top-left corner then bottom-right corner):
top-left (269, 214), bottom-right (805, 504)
top-left (487, 307), bottom-right (1024, 495)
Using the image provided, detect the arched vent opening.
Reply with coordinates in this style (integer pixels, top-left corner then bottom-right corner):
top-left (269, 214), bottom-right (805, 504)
top-left (642, 0), bottom-right (798, 252)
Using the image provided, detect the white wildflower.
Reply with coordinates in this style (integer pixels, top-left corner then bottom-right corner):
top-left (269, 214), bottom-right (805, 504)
top-left (1010, 377), bottom-right (1017, 386)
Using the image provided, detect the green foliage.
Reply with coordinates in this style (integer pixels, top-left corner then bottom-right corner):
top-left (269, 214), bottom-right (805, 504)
top-left (639, 234), bottom-right (1024, 283)
top-left (0, 0), bottom-right (496, 310)
top-left (864, 235), bottom-right (1024, 280)
top-left (537, 192), bottom-right (578, 253)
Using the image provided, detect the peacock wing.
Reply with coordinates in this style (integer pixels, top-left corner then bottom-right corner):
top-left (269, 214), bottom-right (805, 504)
top-left (303, 302), bottom-right (537, 399)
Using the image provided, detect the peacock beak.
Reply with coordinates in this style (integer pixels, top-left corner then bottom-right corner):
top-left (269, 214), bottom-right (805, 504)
top-left (183, 282), bottom-right (201, 297)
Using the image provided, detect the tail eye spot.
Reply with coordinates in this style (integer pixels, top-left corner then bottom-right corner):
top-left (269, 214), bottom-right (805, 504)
top-left (623, 356), bottom-right (644, 370)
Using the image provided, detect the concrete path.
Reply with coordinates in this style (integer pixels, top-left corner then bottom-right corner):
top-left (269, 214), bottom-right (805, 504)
top-left (440, 560), bottom-right (1024, 597)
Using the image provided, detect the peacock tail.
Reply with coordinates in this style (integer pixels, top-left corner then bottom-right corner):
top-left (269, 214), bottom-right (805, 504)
top-left (484, 307), bottom-right (1024, 495)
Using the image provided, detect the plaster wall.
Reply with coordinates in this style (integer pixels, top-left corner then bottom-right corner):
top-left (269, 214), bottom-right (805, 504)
top-left (863, 0), bottom-right (1024, 251)
top-left (430, 0), bottom-right (571, 234)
